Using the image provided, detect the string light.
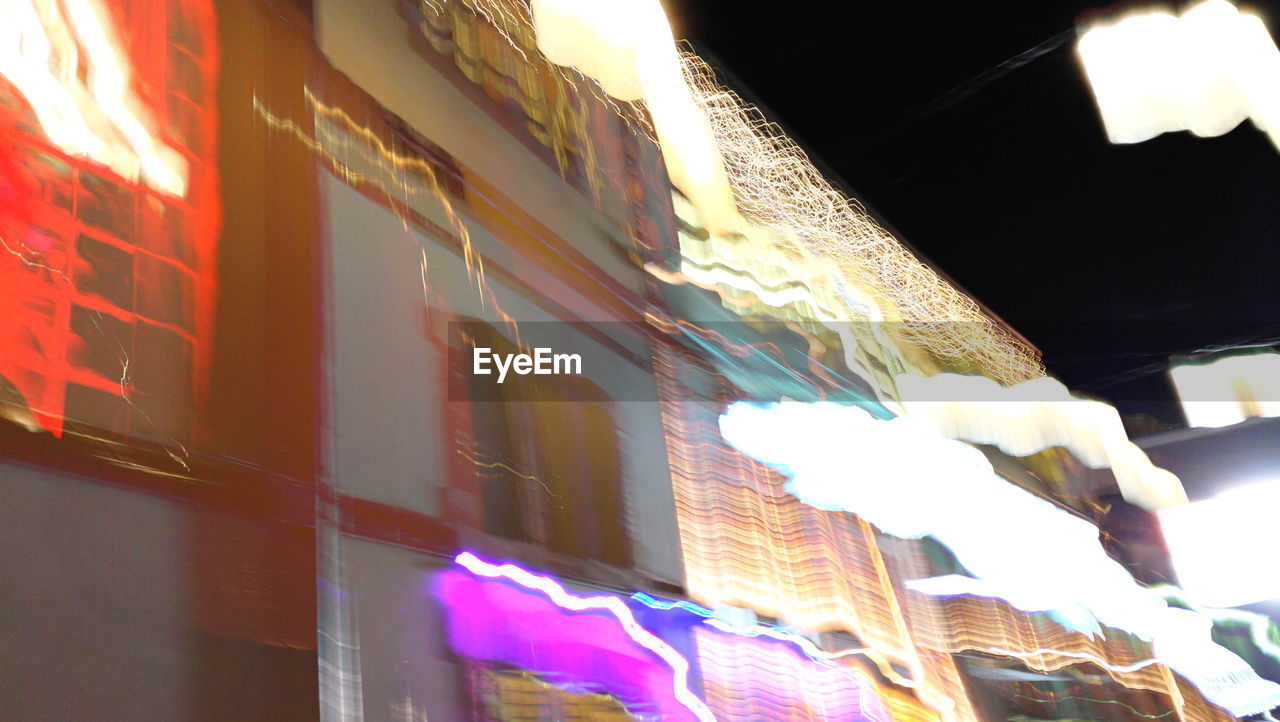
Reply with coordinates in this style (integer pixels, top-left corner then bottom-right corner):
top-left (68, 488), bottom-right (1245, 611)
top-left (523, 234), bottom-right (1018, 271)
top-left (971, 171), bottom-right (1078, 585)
top-left (678, 53), bottom-right (1042, 384)
top-left (524, 0), bottom-right (1043, 383)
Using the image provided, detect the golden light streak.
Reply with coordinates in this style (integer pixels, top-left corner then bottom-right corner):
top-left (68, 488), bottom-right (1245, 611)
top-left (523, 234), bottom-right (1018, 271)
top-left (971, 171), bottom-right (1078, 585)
top-left (455, 445), bottom-right (561, 500)
top-left (252, 91), bottom-right (521, 337)
top-left (904, 592), bottom-right (1234, 722)
top-left (653, 345), bottom-right (977, 722)
top-left (305, 90), bottom-right (521, 336)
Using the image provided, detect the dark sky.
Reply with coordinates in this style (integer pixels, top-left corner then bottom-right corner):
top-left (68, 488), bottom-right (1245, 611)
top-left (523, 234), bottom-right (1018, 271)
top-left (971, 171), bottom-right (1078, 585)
top-left (681, 1), bottom-right (1280, 422)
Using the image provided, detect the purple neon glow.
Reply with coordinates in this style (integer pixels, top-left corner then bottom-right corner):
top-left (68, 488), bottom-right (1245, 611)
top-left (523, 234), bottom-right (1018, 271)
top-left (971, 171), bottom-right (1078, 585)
top-left (435, 570), bottom-right (684, 717)
top-left (449, 551), bottom-right (716, 722)
top-left (693, 627), bottom-right (893, 722)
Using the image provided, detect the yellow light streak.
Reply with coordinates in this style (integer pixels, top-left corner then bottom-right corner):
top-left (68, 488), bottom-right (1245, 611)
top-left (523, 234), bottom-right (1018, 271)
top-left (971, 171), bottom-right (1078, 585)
top-left (455, 445), bottom-right (561, 500)
top-left (904, 591), bottom-right (1241, 722)
top-left (653, 346), bottom-right (978, 721)
top-left (253, 91), bottom-right (522, 337)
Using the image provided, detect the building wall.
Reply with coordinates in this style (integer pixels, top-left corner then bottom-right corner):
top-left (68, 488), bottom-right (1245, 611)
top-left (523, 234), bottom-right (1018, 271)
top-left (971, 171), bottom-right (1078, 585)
top-left (0, 459), bottom-right (318, 721)
top-left (311, 1), bottom-right (687, 716)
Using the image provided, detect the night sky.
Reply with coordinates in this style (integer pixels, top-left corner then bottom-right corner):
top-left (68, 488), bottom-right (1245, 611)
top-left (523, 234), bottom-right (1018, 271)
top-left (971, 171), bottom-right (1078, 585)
top-left (682, 1), bottom-right (1280, 423)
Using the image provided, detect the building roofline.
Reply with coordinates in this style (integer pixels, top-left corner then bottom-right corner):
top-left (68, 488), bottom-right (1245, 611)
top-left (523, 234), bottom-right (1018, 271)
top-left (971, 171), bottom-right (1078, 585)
top-left (685, 42), bottom-right (1041, 359)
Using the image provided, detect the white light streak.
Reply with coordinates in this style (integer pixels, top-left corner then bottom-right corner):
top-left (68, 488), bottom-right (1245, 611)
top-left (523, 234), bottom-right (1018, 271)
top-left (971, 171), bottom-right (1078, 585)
top-left (1078, 0), bottom-right (1280, 150)
top-left (1159, 481), bottom-right (1280, 608)
top-left (719, 400), bottom-right (1280, 717)
top-left (895, 372), bottom-right (1187, 510)
top-left (1169, 351), bottom-right (1280, 427)
top-left (531, 0), bottom-right (737, 234)
top-left (525, 0), bottom-right (1044, 383)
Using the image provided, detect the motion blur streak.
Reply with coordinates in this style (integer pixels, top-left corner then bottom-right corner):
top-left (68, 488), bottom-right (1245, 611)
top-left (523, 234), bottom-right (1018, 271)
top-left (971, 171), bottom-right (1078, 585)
top-left (1157, 586), bottom-right (1280, 665)
top-left (253, 90), bottom-right (521, 335)
top-left (678, 53), bottom-right (1042, 384)
top-left (0, 0), bottom-right (187, 195)
top-left (452, 552), bottom-right (717, 722)
top-left (437, 568), bottom-right (691, 719)
top-left (719, 401), bottom-right (1280, 717)
top-left (1013, 692), bottom-right (1175, 720)
top-left (906, 592), bottom-right (1204, 716)
top-left (652, 349), bottom-right (974, 721)
top-left (693, 629), bottom-right (893, 722)
top-left (530, 0), bottom-right (738, 235)
top-left (60, 0), bottom-right (187, 194)
top-left (1078, 0), bottom-right (1280, 150)
top-left (1159, 482), bottom-right (1280, 607)
top-left (631, 591), bottom-right (923, 693)
top-left (1169, 350), bottom-right (1280, 427)
top-left (660, 191), bottom-right (912, 397)
top-left (895, 372), bottom-right (1188, 510)
top-left (528, 0), bottom-right (1041, 383)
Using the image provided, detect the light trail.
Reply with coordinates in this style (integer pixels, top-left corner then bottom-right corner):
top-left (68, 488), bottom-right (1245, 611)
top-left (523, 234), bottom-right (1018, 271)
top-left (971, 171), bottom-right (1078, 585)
top-left (454, 551), bottom-right (717, 722)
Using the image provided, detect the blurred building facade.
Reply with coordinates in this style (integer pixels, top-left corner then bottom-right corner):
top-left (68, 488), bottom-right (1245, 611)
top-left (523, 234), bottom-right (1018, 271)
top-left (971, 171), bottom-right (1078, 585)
top-left (0, 1), bottom-right (1275, 721)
